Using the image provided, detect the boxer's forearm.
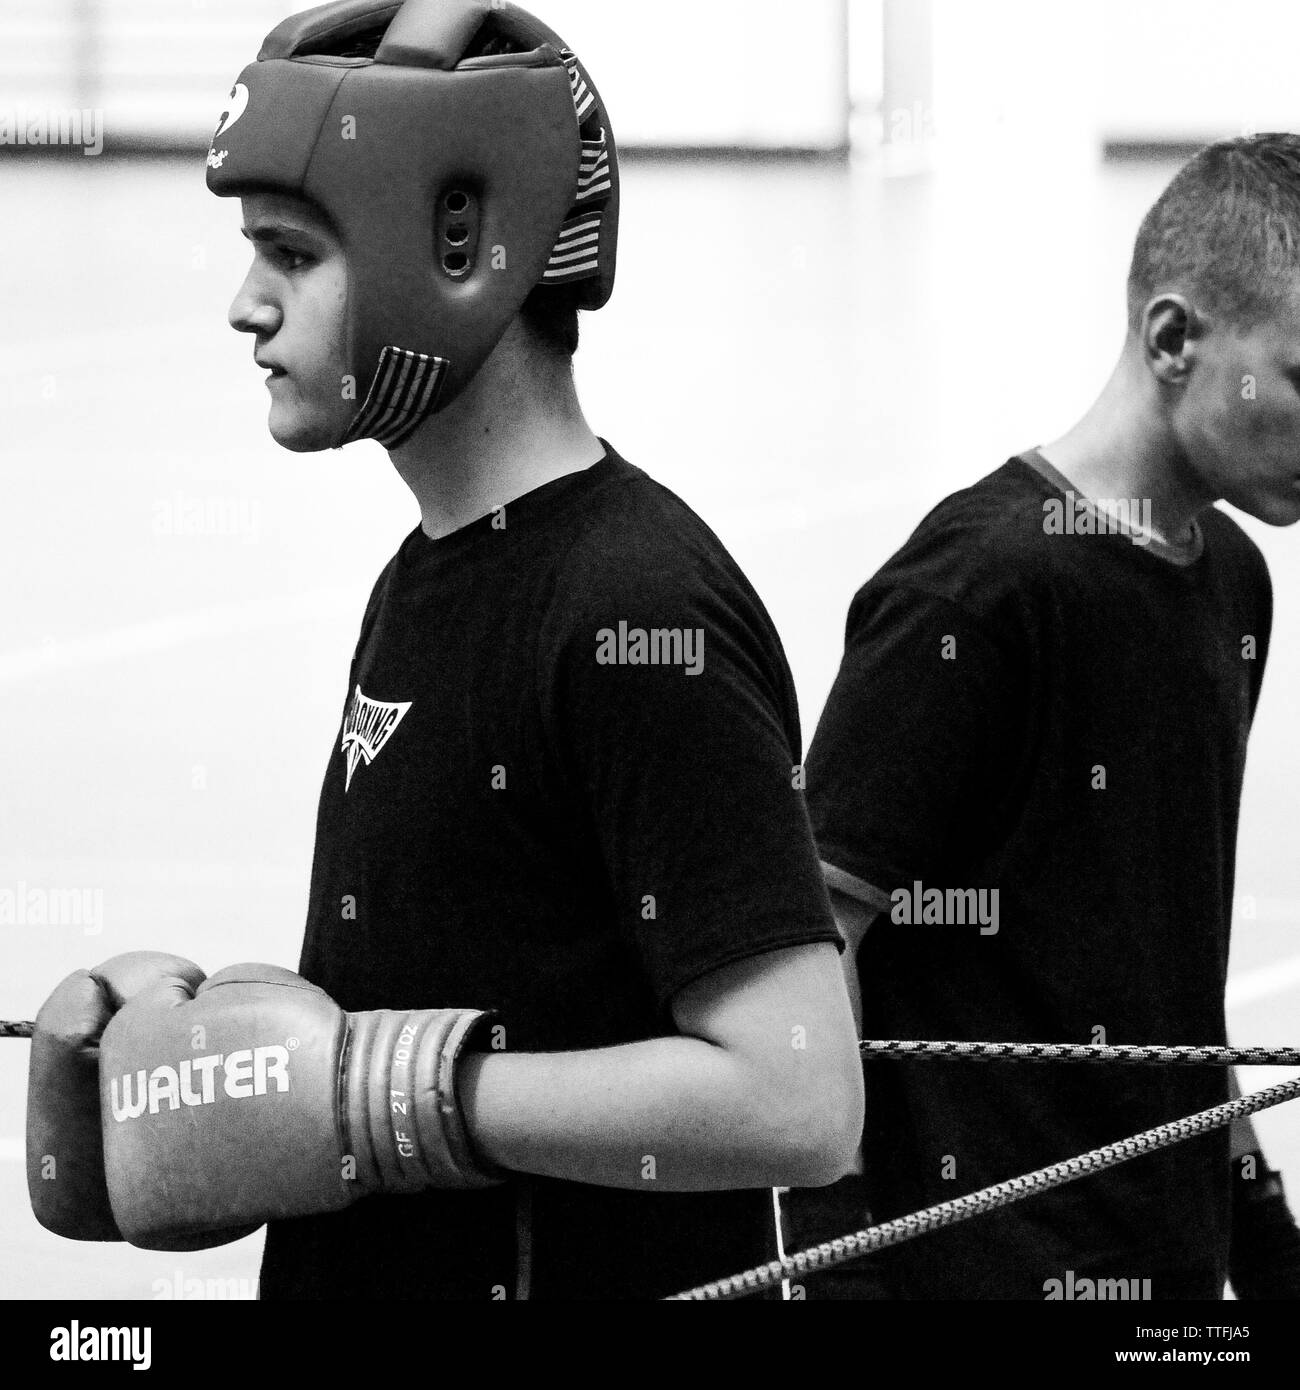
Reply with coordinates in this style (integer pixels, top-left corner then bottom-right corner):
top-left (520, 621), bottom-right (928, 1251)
top-left (458, 1036), bottom-right (858, 1191)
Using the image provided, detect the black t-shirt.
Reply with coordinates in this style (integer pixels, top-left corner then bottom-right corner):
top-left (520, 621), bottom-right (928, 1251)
top-left (259, 443), bottom-right (838, 1300)
top-left (805, 452), bottom-right (1272, 1299)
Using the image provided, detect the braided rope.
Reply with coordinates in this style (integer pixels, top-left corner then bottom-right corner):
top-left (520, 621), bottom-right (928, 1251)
top-left (860, 1039), bottom-right (1300, 1066)
top-left (666, 1071), bottom-right (1300, 1300)
top-left (5, 1027), bottom-right (1291, 1061)
top-left (5, 1017), bottom-right (1299, 1296)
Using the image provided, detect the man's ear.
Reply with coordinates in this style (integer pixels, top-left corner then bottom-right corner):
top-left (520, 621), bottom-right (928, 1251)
top-left (1142, 293), bottom-right (1201, 384)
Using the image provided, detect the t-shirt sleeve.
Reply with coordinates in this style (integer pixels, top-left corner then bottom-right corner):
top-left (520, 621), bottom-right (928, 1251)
top-left (806, 581), bottom-right (1028, 896)
top-left (543, 551), bottom-right (841, 1013)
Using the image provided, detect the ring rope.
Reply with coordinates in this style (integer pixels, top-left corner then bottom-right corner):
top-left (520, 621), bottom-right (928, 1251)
top-left (7, 1028), bottom-right (1290, 1067)
top-left (4, 1026), bottom-right (1295, 1061)
top-left (859, 1039), bottom-right (1300, 1066)
top-left (666, 1070), bottom-right (1300, 1300)
top-left (5, 1018), bottom-right (1297, 1301)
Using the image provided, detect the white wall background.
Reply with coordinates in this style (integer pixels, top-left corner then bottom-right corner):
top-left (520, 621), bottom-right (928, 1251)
top-left (6, 2), bottom-right (1299, 152)
top-left (0, 0), bottom-right (850, 148)
top-left (930, 0), bottom-right (1300, 155)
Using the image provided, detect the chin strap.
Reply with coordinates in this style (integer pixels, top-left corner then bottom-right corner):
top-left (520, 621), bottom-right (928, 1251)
top-left (341, 345), bottom-right (449, 449)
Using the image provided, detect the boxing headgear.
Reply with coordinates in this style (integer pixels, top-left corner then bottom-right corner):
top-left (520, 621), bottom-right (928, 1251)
top-left (207, 0), bottom-right (618, 448)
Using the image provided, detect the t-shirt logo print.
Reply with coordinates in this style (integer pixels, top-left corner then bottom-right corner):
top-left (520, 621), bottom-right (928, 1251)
top-left (339, 685), bottom-right (412, 792)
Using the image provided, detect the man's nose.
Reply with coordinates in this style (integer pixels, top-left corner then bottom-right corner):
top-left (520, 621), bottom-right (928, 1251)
top-left (228, 272), bottom-right (280, 336)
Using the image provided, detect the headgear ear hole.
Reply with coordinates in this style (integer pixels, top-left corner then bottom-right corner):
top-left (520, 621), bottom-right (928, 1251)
top-left (436, 187), bottom-right (479, 279)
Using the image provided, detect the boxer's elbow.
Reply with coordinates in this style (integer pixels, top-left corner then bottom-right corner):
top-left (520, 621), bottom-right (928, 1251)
top-left (671, 941), bottom-right (865, 1188)
top-left (718, 1029), bottom-right (863, 1187)
top-left (762, 1049), bottom-right (864, 1188)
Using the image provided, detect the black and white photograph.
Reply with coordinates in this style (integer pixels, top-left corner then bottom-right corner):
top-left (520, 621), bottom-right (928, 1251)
top-left (2, 0), bottom-right (1299, 1360)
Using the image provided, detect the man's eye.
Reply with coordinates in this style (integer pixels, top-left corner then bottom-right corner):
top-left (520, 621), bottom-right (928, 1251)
top-left (270, 246), bottom-right (311, 271)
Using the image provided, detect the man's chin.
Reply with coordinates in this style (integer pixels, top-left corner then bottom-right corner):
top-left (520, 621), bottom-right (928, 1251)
top-left (267, 409), bottom-right (342, 453)
top-left (1224, 486), bottom-right (1300, 528)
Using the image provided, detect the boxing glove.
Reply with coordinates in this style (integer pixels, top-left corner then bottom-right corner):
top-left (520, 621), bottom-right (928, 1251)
top-left (99, 963), bottom-right (502, 1250)
top-left (27, 952), bottom-right (206, 1239)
